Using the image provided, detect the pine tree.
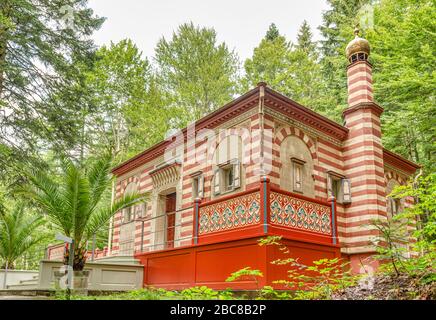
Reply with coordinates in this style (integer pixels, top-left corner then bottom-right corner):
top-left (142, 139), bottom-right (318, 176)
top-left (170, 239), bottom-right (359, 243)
top-left (243, 24), bottom-right (291, 93)
top-left (297, 20), bottom-right (316, 54)
top-left (286, 21), bottom-right (326, 112)
top-left (154, 22), bottom-right (240, 128)
top-left (0, 0), bottom-right (104, 177)
top-left (318, 0), bottom-right (372, 121)
top-left (367, 0), bottom-right (436, 172)
top-left (265, 23), bottom-right (280, 41)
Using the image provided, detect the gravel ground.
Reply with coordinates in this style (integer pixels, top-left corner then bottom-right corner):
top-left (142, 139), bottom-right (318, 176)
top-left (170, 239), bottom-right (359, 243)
top-left (332, 272), bottom-right (436, 300)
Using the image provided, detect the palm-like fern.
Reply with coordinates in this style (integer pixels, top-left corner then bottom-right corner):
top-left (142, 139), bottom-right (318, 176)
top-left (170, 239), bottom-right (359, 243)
top-left (22, 154), bottom-right (142, 270)
top-left (0, 204), bottom-right (46, 269)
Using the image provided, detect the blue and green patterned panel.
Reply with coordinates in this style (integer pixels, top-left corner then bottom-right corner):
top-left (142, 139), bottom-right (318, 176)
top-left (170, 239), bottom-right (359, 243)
top-left (269, 192), bottom-right (332, 235)
top-left (198, 191), bottom-right (261, 235)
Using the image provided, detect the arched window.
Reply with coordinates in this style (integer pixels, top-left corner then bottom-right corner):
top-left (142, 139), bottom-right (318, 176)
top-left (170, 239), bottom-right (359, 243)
top-left (279, 135), bottom-right (314, 197)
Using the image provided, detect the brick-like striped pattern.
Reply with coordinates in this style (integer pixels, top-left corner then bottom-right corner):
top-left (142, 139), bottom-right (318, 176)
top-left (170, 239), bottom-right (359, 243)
top-left (343, 60), bottom-right (386, 254)
top-left (269, 119), bottom-right (349, 244)
top-left (111, 166), bottom-right (156, 255)
top-left (347, 61), bottom-right (373, 107)
top-left (112, 112), bottom-right (263, 255)
top-left (385, 169), bottom-right (416, 245)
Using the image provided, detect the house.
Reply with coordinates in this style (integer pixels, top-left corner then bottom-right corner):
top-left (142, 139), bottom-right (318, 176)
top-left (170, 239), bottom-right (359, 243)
top-left (105, 30), bottom-right (420, 290)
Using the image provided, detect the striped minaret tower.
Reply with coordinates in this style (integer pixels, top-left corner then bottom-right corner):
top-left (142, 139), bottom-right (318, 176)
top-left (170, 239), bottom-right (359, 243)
top-left (342, 28), bottom-right (387, 273)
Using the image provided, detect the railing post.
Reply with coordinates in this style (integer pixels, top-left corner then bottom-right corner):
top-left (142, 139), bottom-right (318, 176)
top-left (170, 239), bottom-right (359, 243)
top-left (193, 198), bottom-right (201, 245)
top-left (141, 220), bottom-right (145, 252)
top-left (91, 233), bottom-right (96, 262)
top-left (260, 176), bottom-right (270, 234)
top-left (330, 196), bottom-right (338, 245)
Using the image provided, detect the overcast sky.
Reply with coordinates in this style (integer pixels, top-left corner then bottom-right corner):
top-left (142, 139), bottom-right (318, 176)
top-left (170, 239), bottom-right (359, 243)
top-left (88, 0), bottom-right (331, 61)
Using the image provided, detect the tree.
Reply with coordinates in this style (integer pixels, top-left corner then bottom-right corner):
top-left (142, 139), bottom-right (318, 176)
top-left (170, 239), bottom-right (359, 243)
top-left (265, 23), bottom-right (280, 41)
top-left (244, 22), bottom-right (328, 115)
top-left (155, 22), bottom-right (240, 127)
top-left (0, 203), bottom-right (45, 270)
top-left (0, 0), bottom-right (104, 178)
top-left (243, 24), bottom-right (291, 93)
top-left (296, 20), bottom-right (317, 54)
top-left (46, 39), bottom-right (170, 164)
top-left (286, 21), bottom-right (327, 112)
top-left (318, 0), bottom-right (372, 121)
top-left (87, 40), bottom-right (171, 161)
top-left (367, 0), bottom-right (436, 172)
top-left (21, 154), bottom-right (143, 270)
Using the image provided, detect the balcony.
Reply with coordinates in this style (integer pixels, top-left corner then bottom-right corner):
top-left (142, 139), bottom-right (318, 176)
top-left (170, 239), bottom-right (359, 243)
top-left (193, 177), bottom-right (339, 247)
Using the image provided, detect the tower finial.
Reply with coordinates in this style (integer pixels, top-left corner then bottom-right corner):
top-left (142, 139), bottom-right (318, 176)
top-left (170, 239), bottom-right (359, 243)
top-left (354, 26), bottom-right (360, 37)
top-left (345, 24), bottom-right (370, 63)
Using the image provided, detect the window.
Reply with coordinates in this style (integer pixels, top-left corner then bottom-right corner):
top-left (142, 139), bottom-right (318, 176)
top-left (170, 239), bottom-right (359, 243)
top-left (192, 173), bottom-right (204, 199)
top-left (135, 202), bottom-right (147, 219)
top-left (327, 172), bottom-right (351, 204)
top-left (223, 166), bottom-right (234, 191)
top-left (291, 158), bottom-right (305, 193)
top-left (213, 160), bottom-right (240, 195)
top-left (387, 197), bottom-right (401, 218)
top-left (122, 181), bottom-right (138, 224)
top-left (122, 206), bottom-right (134, 224)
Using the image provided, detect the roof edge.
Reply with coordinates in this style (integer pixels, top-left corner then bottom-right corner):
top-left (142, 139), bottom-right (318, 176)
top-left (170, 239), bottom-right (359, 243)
top-left (383, 148), bottom-right (421, 174)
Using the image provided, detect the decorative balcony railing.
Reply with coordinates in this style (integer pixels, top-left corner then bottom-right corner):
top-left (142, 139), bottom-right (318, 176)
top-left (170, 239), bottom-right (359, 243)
top-left (195, 188), bottom-right (262, 244)
top-left (194, 177), bottom-right (338, 246)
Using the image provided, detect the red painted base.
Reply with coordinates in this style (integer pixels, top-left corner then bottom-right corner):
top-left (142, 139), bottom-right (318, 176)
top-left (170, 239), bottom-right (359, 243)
top-left (346, 252), bottom-right (381, 275)
top-left (135, 236), bottom-right (341, 290)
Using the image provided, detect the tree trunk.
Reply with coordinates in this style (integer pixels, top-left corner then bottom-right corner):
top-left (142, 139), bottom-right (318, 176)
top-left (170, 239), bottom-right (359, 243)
top-left (63, 246), bottom-right (88, 271)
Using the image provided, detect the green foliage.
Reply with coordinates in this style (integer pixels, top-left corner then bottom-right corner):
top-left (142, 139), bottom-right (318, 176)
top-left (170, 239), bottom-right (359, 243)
top-left (259, 236), bottom-right (357, 300)
top-left (83, 39), bottom-right (170, 161)
top-left (390, 173), bottom-right (436, 245)
top-left (56, 287), bottom-right (234, 300)
top-left (0, 202), bottom-right (46, 269)
top-left (370, 218), bottom-right (410, 276)
top-left (243, 26), bottom-right (290, 93)
top-left (243, 21), bottom-right (328, 116)
top-left (0, 0), bottom-right (104, 178)
top-left (155, 22), bottom-right (240, 128)
top-left (258, 286), bottom-right (292, 300)
top-left (180, 286), bottom-right (233, 300)
top-left (226, 267), bottom-right (264, 283)
top-left (265, 23), bottom-right (280, 41)
top-left (273, 257), bottom-right (356, 300)
top-left (371, 175), bottom-right (436, 280)
top-left (20, 153), bottom-right (144, 270)
top-left (367, 0), bottom-right (436, 172)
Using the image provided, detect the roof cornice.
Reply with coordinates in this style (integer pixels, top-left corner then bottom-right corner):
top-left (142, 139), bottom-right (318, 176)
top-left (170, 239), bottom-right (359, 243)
top-left (264, 87), bottom-right (349, 140)
top-left (383, 148), bottom-right (421, 174)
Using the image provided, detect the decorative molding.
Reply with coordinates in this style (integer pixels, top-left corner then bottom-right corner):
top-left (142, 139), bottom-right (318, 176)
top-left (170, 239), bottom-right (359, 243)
top-left (264, 88), bottom-right (349, 141)
top-left (266, 108), bottom-right (342, 147)
top-left (342, 101), bottom-right (384, 118)
top-left (198, 190), bottom-right (261, 235)
top-left (149, 162), bottom-right (181, 190)
top-left (383, 148), bottom-right (420, 174)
